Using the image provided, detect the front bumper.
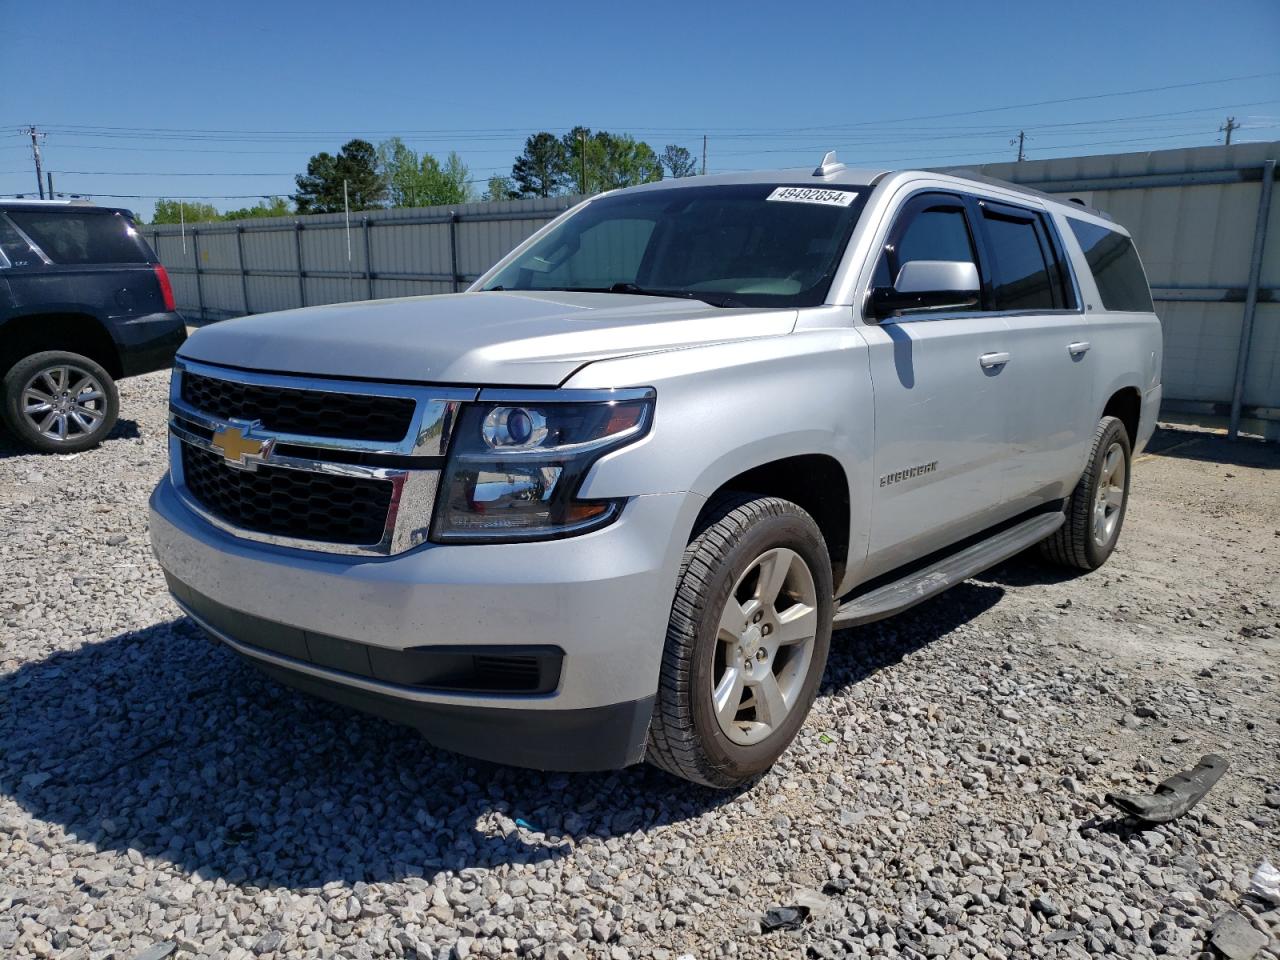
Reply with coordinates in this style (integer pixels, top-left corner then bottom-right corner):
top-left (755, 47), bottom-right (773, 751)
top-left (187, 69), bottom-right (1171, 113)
top-left (149, 475), bottom-right (702, 770)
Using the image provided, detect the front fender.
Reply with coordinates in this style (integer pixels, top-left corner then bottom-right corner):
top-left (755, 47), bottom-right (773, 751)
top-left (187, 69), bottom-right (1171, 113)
top-left (565, 329), bottom-right (875, 581)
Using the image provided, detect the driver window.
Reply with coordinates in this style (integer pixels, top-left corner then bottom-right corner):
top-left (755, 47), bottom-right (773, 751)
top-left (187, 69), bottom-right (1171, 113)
top-left (874, 200), bottom-right (977, 288)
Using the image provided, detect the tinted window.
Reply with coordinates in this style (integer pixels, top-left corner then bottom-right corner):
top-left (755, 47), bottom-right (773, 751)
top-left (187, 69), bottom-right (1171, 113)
top-left (5, 210), bottom-right (149, 265)
top-left (874, 201), bottom-right (976, 288)
top-left (897, 207), bottom-right (975, 268)
top-left (527, 218), bottom-right (655, 291)
top-left (0, 216), bottom-right (43, 268)
top-left (486, 183), bottom-right (870, 308)
top-left (1068, 219), bottom-right (1153, 313)
top-left (981, 210), bottom-right (1056, 310)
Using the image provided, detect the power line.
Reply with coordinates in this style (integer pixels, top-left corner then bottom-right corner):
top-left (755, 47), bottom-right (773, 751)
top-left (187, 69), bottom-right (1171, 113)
top-left (732, 70), bottom-right (1280, 135)
top-left (10, 69), bottom-right (1278, 143)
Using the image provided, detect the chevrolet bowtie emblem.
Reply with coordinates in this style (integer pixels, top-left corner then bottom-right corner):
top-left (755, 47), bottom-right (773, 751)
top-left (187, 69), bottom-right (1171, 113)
top-left (211, 421), bottom-right (274, 470)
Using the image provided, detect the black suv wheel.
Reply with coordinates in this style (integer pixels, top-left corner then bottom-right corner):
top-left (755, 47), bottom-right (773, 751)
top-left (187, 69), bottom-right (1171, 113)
top-left (2, 351), bottom-right (120, 453)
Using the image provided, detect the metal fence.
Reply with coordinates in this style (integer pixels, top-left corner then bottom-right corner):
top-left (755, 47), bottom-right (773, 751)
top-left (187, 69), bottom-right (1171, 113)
top-left (143, 195), bottom-right (579, 323)
top-left (146, 142), bottom-right (1279, 438)
top-left (962, 142), bottom-right (1278, 439)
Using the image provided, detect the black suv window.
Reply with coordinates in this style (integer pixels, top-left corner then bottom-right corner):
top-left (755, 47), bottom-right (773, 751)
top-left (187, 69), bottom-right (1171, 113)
top-left (5, 210), bottom-right (149, 265)
top-left (1067, 218), bottom-right (1153, 313)
top-left (978, 204), bottom-right (1061, 310)
top-left (874, 195), bottom-right (977, 288)
top-left (0, 217), bottom-right (43, 268)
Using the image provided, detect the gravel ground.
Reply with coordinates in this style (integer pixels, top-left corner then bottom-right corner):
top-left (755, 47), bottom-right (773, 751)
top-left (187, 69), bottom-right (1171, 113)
top-left (1, 370), bottom-right (1278, 960)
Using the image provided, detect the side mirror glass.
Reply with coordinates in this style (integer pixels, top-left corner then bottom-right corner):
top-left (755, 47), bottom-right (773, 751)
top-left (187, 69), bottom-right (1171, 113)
top-left (871, 260), bottom-right (980, 319)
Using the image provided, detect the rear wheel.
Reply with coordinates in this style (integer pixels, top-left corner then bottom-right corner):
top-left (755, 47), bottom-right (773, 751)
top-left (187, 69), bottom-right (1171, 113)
top-left (1, 351), bottom-right (120, 453)
top-left (1040, 415), bottom-right (1131, 571)
top-left (647, 495), bottom-right (833, 788)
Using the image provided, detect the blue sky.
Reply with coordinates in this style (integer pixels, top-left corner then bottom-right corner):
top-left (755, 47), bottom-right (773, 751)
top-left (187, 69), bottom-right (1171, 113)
top-left (3, 0), bottom-right (1278, 219)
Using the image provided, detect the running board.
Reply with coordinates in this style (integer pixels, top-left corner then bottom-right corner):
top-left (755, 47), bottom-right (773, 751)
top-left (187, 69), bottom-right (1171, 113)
top-left (832, 512), bottom-right (1064, 628)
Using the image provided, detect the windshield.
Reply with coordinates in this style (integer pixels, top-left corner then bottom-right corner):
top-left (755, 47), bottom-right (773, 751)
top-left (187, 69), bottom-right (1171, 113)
top-left (482, 183), bottom-right (870, 308)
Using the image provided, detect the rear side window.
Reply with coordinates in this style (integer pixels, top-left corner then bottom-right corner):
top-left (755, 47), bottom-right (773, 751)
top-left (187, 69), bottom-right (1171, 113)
top-left (5, 210), bottom-right (150, 265)
top-left (0, 217), bottom-right (43, 268)
top-left (979, 206), bottom-right (1060, 310)
top-left (1067, 219), bottom-right (1153, 313)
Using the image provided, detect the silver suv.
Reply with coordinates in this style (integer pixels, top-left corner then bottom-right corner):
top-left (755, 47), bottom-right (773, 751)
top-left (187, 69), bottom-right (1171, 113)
top-left (149, 156), bottom-right (1162, 787)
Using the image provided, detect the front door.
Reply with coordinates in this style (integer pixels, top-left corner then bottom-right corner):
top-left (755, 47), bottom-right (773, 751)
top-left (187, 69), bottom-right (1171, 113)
top-left (861, 191), bottom-right (1014, 578)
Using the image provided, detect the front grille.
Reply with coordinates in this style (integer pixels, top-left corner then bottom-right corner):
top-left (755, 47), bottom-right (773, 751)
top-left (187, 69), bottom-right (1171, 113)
top-left (180, 443), bottom-right (393, 546)
top-left (181, 371), bottom-right (416, 442)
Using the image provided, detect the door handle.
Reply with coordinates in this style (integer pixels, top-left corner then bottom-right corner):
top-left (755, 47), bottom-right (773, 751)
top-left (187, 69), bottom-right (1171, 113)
top-left (1068, 341), bottom-right (1092, 357)
top-left (979, 352), bottom-right (1010, 369)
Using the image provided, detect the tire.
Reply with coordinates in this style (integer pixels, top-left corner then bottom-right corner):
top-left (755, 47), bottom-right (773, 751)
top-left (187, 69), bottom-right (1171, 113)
top-left (647, 494), bottom-right (834, 788)
top-left (1039, 415), bottom-right (1131, 571)
top-left (1, 351), bottom-right (120, 454)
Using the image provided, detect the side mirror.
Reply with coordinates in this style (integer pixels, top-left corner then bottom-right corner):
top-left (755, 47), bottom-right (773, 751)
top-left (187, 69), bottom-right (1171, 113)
top-left (870, 260), bottom-right (980, 319)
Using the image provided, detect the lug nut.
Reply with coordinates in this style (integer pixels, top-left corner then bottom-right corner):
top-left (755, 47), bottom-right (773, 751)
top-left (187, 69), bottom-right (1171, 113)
top-left (761, 624), bottom-right (772, 636)
top-left (755, 649), bottom-right (767, 661)
top-left (752, 611), bottom-right (763, 624)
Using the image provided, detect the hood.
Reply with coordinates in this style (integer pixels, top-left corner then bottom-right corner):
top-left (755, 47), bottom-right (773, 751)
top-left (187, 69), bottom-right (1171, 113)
top-left (178, 290), bottom-right (798, 386)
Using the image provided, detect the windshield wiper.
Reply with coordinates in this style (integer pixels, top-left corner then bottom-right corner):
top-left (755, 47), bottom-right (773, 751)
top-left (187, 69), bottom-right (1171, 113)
top-left (607, 282), bottom-right (746, 308)
top-left (517, 284), bottom-right (746, 308)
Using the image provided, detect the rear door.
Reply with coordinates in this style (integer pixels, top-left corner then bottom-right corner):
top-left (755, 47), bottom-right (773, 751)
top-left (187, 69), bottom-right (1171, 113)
top-left (859, 191), bottom-right (1015, 577)
top-left (972, 199), bottom-right (1094, 509)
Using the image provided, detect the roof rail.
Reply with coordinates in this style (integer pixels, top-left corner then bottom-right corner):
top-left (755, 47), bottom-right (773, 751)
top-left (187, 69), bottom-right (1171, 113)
top-left (940, 168), bottom-right (1113, 220)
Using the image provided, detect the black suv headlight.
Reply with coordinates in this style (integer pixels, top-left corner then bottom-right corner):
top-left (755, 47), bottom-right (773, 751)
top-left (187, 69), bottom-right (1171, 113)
top-left (430, 389), bottom-right (655, 543)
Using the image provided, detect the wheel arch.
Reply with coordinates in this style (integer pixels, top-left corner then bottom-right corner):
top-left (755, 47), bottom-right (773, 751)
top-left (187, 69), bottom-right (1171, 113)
top-left (696, 453), bottom-right (852, 589)
top-left (0, 313), bottom-right (123, 379)
top-left (1101, 385), bottom-right (1142, 447)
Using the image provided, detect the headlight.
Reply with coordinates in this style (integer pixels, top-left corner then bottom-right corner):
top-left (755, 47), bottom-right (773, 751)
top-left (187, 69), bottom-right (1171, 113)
top-left (430, 390), bottom-right (654, 543)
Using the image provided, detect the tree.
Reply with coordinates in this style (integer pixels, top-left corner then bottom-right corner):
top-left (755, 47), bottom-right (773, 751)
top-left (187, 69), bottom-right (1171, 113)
top-left (660, 144), bottom-right (698, 179)
top-left (561, 128), bottom-right (663, 194)
top-left (221, 196), bottom-right (293, 220)
top-left (378, 139), bottom-right (476, 207)
top-left (595, 133), bottom-right (662, 190)
top-left (484, 175), bottom-right (516, 201)
top-left (435, 152), bottom-right (476, 205)
top-left (511, 132), bottom-right (567, 198)
top-left (150, 199), bottom-right (220, 224)
top-left (293, 139), bottom-right (386, 213)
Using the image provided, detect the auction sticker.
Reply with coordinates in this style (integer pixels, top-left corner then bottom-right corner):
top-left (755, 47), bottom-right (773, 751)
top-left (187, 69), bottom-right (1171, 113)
top-left (766, 186), bottom-right (858, 206)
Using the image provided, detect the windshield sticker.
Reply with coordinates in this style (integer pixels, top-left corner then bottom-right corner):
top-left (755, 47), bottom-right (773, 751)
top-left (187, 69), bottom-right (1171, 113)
top-left (767, 187), bottom-right (858, 207)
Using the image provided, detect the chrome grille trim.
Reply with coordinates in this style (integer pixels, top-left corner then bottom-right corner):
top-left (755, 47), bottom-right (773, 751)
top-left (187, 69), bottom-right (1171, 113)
top-left (168, 358), bottom-right (477, 556)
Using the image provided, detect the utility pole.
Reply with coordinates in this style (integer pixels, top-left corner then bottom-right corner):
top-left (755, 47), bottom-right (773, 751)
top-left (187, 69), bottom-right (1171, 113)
top-left (1220, 116), bottom-right (1239, 145)
top-left (1011, 130), bottom-right (1026, 162)
top-left (46, 172), bottom-right (53, 199)
top-left (701, 135), bottom-right (707, 176)
top-left (26, 126), bottom-right (45, 199)
top-left (579, 130), bottom-right (588, 195)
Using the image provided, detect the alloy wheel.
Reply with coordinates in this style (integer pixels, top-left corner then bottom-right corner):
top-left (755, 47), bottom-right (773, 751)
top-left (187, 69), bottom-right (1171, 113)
top-left (20, 363), bottom-right (109, 444)
top-left (1092, 441), bottom-right (1126, 546)
top-left (711, 547), bottom-right (819, 745)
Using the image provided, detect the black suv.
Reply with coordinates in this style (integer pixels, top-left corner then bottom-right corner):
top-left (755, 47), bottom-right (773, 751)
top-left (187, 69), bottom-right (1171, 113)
top-left (0, 200), bottom-right (186, 452)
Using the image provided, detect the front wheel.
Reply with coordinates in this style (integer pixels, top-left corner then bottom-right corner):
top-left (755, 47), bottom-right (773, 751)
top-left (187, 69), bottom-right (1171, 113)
top-left (1, 351), bottom-right (120, 454)
top-left (1040, 415), bottom-right (1131, 571)
top-left (646, 495), bottom-right (833, 788)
